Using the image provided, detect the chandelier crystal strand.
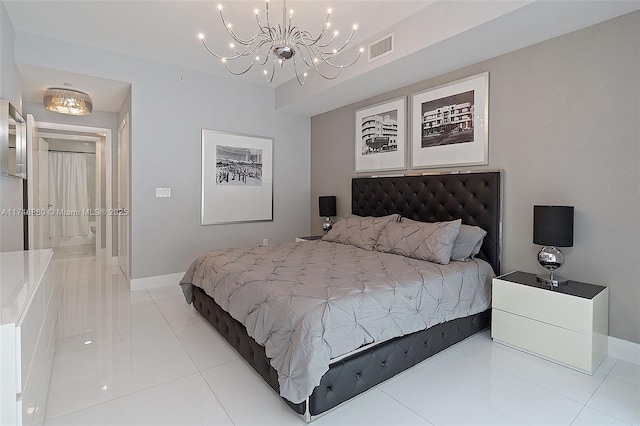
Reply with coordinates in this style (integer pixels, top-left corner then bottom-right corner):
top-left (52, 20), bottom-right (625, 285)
top-left (198, 0), bottom-right (363, 85)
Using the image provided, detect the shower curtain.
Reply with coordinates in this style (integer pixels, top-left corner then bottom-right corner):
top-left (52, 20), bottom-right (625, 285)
top-left (49, 152), bottom-right (90, 238)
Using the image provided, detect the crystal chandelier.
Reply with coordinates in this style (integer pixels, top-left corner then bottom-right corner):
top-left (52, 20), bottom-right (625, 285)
top-left (43, 88), bottom-right (93, 115)
top-left (198, 1), bottom-right (364, 85)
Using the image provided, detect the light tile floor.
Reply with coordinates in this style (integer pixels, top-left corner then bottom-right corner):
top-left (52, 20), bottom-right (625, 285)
top-left (43, 251), bottom-right (640, 426)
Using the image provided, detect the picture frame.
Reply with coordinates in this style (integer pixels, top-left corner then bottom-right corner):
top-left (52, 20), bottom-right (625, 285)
top-left (355, 96), bottom-right (406, 173)
top-left (411, 72), bottom-right (488, 169)
top-left (201, 129), bottom-right (273, 225)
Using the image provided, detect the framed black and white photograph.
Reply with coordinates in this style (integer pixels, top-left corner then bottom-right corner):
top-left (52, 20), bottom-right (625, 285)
top-left (411, 72), bottom-right (488, 169)
top-left (355, 97), bottom-right (406, 173)
top-left (201, 129), bottom-right (273, 225)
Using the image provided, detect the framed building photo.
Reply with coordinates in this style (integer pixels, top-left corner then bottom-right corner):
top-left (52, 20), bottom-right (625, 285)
top-left (201, 129), bottom-right (273, 225)
top-left (355, 97), bottom-right (406, 173)
top-left (411, 72), bottom-right (488, 169)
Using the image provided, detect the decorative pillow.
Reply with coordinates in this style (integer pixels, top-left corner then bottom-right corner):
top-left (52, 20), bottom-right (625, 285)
top-left (376, 218), bottom-right (462, 264)
top-left (322, 214), bottom-right (400, 251)
top-left (451, 224), bottom-right (487, 261)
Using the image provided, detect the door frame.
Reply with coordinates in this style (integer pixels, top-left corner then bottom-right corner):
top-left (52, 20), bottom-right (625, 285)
top-left (26, 120), bottom-right (113, 258)
top-left (117, 113), bottom-right (130, 279)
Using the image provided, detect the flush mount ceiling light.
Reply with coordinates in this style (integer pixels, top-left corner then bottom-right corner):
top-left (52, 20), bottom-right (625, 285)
top-left (43, 88), bottom-right (93, 116)
top-left (198, 1), bottom-right (364, 85)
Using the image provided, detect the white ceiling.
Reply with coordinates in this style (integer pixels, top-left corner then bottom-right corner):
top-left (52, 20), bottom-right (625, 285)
top-left (4, 0), bottom-right (640, 116)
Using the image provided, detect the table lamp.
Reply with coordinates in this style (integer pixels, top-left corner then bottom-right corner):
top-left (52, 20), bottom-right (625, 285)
top-left (533, 205), bottom-right (574, 287)
top-left (319, 196), bottom-right (337, 233)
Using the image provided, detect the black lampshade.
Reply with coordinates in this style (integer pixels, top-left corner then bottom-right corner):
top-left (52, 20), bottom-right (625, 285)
top-left (533, 205), bottom-right (574, 247)
top-left (319, 196), bottom-right (337, 217)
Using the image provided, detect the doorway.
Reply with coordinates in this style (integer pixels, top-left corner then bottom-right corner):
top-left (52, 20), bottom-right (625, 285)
top-left (26, 120), bottom-right (114, 262)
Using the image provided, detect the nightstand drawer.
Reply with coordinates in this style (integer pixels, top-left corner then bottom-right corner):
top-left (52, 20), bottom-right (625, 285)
top-left (492, 309), bottom-right (594, 373)
top-left (493, 278), bottom-right (593, 334)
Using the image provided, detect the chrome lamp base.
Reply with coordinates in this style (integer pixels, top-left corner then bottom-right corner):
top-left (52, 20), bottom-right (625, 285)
top-left (322, 217), bottom-right (333, 233)
top-left (537, 246), bottom-right (568, 288)
top-left (536, 273), bottom-right (568, 287)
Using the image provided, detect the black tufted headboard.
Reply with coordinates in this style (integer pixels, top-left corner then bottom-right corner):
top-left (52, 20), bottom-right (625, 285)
top-left (352, 171), bottom-right (501, 274)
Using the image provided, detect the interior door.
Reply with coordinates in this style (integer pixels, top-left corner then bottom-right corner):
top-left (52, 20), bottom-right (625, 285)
top-left (117, 114), bottom-right (129, 278)
top-left (38, 138), bottom-right (50, 248)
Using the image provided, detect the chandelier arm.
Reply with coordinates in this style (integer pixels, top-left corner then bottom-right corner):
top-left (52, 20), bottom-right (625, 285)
top-left (231, 38), bottom-right (268, 58)
top-left (296, 46), bottom-right (315, 68)
top-left (311, 62), bottom-right (342, 80)
top-left (255, 12), bottom-right (271, 36)
top-left (219, 9), bottom-right (262, 45)
top-left (264, 58), bottom-right (277, 84)
top-left (304, 12), bottom-right (332, 47)
top-left (314, 28), bottom-right (357, 57)
top-left (299, 29), bottom-right (332, 48)
top-left (224, 26), bottom-right (261, 46)
top-left (313, 33), bottom-right (338, 49)
top-left (317, 49), bottom-right (364, 69)
top-left (289, 26), bottom-right (331, 48)
top-left (330, 28), bottom-right (358, 55)
top-left (202, 38), bottom-right (265, 62)
top-left (201, 39), bottom-right (227, 60)
top-left (292, 56), bottom-right (308, 85)
top-left (299, 41), bottom-right (363, 71)
top-left (297, 44), bottom-right (341, 80)
top-left (258, 46), bottom-right (273, 66)
top-left (222, 58), bottom-right (257, 76)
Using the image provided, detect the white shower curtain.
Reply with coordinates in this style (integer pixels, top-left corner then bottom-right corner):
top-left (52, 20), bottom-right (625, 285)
top-left (49, 152), bottom-right (90, 238)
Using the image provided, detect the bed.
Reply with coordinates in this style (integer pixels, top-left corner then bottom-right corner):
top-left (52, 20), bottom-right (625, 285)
top-left (180, 171), bottom-right (501, 421)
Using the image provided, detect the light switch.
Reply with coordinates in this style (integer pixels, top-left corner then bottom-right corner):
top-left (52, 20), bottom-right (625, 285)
top-left (156, 188), bottom-right (171, 198)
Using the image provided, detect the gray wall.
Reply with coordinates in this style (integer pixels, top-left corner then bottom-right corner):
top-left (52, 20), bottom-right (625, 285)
top-left (311, 12), bottom-right (640, 344)
top-left (0, 0), bottom-right (23, 252)
top-left (15, 31), bottom-right (311, 280)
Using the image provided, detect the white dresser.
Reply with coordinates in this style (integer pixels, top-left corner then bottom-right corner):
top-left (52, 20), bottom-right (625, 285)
top-left (1, 249), bottom-right (59, 426)
top-left (492, 271), bottom-right (608, 375)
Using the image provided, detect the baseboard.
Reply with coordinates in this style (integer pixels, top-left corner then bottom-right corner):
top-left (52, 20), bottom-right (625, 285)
top-left (130, 272), bottom-right (185, 292)
top-left (608, 336), bottom-right (640, 365)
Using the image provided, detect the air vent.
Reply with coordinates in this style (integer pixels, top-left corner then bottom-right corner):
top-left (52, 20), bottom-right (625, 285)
top-left (368, 33), bottom-right (394, 62)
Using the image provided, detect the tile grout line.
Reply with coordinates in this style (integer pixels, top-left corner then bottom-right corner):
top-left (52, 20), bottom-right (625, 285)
top-left (454, 342), bottom-right (614, 406)
top-left (580, 358), bottom-right (638, 426)
top-left (152, 291), bottom-right (237, 425)
top-left (45, 252), bottom-right (179, 424)
top-left (43, 372), bottom-right (205, 424)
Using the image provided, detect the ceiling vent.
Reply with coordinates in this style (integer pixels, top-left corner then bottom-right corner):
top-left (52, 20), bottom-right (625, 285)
top-left (368, 33), bottom-right (394, 62)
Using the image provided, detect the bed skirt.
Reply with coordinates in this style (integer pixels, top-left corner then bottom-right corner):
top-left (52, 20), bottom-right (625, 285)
top-left (192, 285), bottom-right (491, 417)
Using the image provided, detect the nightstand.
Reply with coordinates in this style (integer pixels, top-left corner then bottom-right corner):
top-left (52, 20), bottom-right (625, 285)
top-left (295, 235), bottom-right (323, 242)
top-left (491, 271), bottom-right (608, 375)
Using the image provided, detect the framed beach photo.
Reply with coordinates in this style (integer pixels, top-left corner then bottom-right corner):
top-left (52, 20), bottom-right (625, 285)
top-left (201, 129), bottom-right (273, 225)
top-left (411, 72), bottom-right (489, 169)
top-left (355, 97), bottom-right (406, 173)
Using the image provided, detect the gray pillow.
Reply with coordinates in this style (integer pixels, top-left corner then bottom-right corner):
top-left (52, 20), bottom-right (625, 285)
top-left (322, 214), bottom-right (401, 251)
top-left (451, 224), bottom-right (487, 261)
top-left (376, 218), bottom-right (462, 264)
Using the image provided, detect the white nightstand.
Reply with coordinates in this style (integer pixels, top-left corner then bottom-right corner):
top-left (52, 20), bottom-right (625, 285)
top-left (295, 235), bottom-right (323, 242)
top-left (491, 271), bottom-right (608, 375)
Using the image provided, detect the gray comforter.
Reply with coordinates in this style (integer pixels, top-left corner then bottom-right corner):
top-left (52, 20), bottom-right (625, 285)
top-left (180, 240), bottom-right (493, 404)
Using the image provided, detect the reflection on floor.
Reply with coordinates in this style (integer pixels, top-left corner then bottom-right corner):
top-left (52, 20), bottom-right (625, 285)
top-left (49, 229), bottom-right (96, 250)
top-left (50, 243), bottom-right (95, 259)
top-left (43, 251), bottom-right (640, 426)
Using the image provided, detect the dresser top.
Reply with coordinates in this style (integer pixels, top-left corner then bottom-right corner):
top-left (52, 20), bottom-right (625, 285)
top-left (0, 249), bottom-right (53, 325)
top-left (497, 271), bottom-right (606, 299)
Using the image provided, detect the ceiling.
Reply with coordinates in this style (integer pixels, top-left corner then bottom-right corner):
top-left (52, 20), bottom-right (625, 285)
top-left (4, 0), bottom-right (640, 116)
